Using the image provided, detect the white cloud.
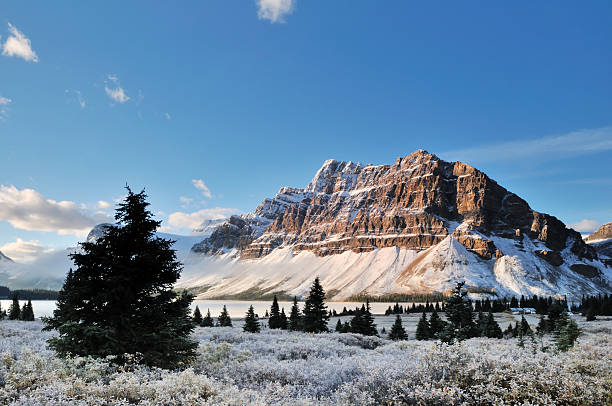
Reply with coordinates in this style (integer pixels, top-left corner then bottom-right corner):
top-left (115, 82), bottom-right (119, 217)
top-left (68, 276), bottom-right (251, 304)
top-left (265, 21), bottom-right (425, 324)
top-left (166, 207), bottom-right (236, 232)
top-left (104, 74), bottom-right (130, 104)
top-left (257, 0), bottom-right (295, 23)
top-left (0, 185), bottom-right (111, 237)
top-left (179, 196), bottom-right (194, 208)
top-left (0, 96), bottom-right (11, 120)
top-left (192, 179), bottom-right (212, 199)
top-left (442, 126), bottom-right (612, 164)
top-left (65, 90), bottom-right (86, 109)
top-left (2, 23), bottom-right (38, 62)
top-left (0, 238), bottom-right (55, 263)
top-left (96, 200), bottom-right (112, 210)
top-left (165, 112), bottom-right (171, 120)
top-left (569, 219), bottom-right (601, 234)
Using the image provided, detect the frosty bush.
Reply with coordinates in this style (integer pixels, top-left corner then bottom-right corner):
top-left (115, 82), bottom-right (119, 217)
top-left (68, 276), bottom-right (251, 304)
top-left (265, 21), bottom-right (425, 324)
top-left (0, 318), bottom-right (610, 405)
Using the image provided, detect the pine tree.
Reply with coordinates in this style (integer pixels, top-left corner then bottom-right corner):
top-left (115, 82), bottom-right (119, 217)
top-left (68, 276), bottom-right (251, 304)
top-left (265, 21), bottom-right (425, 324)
top-left (201, 309), bottom-right (214, 327)
top-left (520, 315), bottom-right (532, 336)
top-left (268, 295), bottom-right (281, 329)
top-left (218, 305), bottom-right (232, 327)
top-left (279, 308), bottom-right (288, 329)
top-left (416, 311), bottom-right (431, 340)
top-left (302, 278), bottom-right (329, 333)
top-left (476, 311), bottom-right (486, 337)
top-left (439, 282), bottom-right (478, 344)
top-left (193, 306), bottom-right (203, 326)
top-left (243, 305), bottom-right (260, 333)
top-left (360, 300), bottom-right (378, 336)
top-left (555, 317), bottom-right (581, 352)
top-left (342, 321), bottom-right (351, 333)
top-left (388, 314), bottom-right (408, 340)
top-left (335, 319), bottom-right (343, 332)
top-left (43, 188), bottom-right (197, 369)
top-left (8, 294), bottom-right (20, 320)
top-left (484, 311), bottom-right (502, 338)
top-left (428, 309), bottom-right (445, 338)
top-left (289, 296), bottom-right (302, 331)
top-left (20, 300), bottom-right (34, 321)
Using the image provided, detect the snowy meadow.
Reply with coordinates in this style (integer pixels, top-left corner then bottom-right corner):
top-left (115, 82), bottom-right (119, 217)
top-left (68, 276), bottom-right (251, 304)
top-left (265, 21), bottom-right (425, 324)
top-left (0, 317), bottom-right (610, 405)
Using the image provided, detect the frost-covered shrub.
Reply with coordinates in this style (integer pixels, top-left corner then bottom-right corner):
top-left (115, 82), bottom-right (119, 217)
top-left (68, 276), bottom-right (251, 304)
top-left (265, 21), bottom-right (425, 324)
top-left (1, 319), bottom-right (610, 405)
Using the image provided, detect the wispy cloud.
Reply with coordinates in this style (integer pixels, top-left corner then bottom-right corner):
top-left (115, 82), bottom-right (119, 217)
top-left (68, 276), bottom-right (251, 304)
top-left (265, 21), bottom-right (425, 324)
top-left (65, 90), bottom-right (86, 109)
top-left (442, 126), bottom-right (612, 164)
top-left (164, 112), bottom-right (171, 120)
top-left (2, 23), bottom-right (38, 62)
top-left (192, 179), bottom-right (212, 199)
top-left (104, 74), bottom-right (130, 104)
top-left (0, 238), bottom-right (54, 263)
top-left (569, 219), bottom-right (601, 234)
top-left (96, 200), bottom-right (112, 210)
top-left (0, 185), bottom-right (111, 237)
top-left (0, 96), bottom-right (11, 120)
top-left (257, 0), bottom-right (295, 23)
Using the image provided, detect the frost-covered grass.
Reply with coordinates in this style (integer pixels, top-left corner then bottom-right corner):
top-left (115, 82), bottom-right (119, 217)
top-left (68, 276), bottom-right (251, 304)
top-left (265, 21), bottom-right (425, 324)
top-left (1, 318), bottom-right (611, 405)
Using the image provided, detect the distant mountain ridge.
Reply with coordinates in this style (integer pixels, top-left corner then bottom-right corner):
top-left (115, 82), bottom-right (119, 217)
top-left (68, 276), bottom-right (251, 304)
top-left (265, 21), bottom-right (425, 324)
top-left (178, 150), bottom-right (611, 300)
top-left (586, 222), bottom-right (612, 259)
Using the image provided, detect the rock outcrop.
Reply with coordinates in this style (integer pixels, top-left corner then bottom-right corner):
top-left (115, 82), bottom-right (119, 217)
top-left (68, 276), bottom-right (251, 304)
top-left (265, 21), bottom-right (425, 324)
top-left (585, 222), bottom-right (612, 258)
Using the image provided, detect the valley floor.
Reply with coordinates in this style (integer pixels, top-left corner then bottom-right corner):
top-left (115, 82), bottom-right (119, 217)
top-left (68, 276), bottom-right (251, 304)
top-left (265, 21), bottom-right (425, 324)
top-left (0, 317), bottom-right (610, 405)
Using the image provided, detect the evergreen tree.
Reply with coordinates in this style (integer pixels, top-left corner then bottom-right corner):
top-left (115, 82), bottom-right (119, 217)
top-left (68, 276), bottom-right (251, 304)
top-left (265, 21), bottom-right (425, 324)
top-left (520, 315), bottom-right (532, 336)
top-left (218, 305), bottom-right (232, 327)
top-left (302, 277), bottom-right (329, 333)
top-left (428, 309), bottom-right (445, 338)
top-left (335, 319), bottom-right (343, 332)
top-left (268, 295), bottom-right (281, 329)
top-left (416, 311), bottom-right (431, 340)
top-left (350, 306), bottom-right (364, 334)
top-left (439, 282), bottom-right (478, 344)
top-left (8, 294), bottom-right (20, 320)
top-left (388, 314), bottom-right (408, 340)
top-left (342, 321), bottom-right (351, 333)
top-left (536, 315), bottom-right (547, 336)
top-left (279, 308), bottom-right (288, 330)
top-left (20, 299), bottom-right (34, 321)
top-left (243, 305), bottom-right (260, 333)
top-left (484, 311), bottom-right (502, 338)
top-left (360, 300), bottom-right (378, 336)
top-left (43, 188), bottom-right (197, 369)
top-left (476, 311), bottom-right (486, 337)
top-left (289, 296), bottom-right (302, 331)
top-left (201, 309), bottom-right (214, 327)
top-left (555, 317), bottom-right (581, 352)
top-left (193, 306), bottom-right (203, 326)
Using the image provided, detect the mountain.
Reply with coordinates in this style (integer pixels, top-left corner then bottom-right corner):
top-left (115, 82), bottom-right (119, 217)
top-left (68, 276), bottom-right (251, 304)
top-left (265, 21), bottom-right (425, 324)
top-left (0, 250), bottom-right (12, 263)
top-left (585, 222), bottom-right (612, 259)
top-left (178, 150), bottom-right (612, 300)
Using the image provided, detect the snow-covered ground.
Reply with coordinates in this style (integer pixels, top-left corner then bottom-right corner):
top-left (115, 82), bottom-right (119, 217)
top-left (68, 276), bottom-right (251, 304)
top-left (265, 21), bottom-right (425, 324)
top-left (1, 317), bottom-right (610, 405)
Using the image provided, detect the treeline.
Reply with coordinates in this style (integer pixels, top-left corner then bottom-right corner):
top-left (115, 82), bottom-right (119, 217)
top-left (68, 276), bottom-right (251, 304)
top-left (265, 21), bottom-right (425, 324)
top-left (0, 285), bottom-right (59, 300)
top-left (346, 293), bottom-right (447, 303)
top-left (0, 294), bottom-right (35, 321)
top-left (571, 294), bottom-right (612, 320)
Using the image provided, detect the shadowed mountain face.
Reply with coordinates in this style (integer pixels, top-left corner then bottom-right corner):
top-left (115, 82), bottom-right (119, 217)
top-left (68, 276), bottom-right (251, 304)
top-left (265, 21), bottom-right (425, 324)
top-left (0, 251), bottom-right (12, 262)
top-left (182, 150), bottom-right (610, 301)
top-left (586, 222), bottom-right (612, 259)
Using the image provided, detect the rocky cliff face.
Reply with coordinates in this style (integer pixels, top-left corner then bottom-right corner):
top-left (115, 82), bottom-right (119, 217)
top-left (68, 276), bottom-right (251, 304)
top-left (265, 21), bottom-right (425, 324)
top-left (181, 150), bottom-right (611, 300)
top-left (586, 222), bottom-right (612, 259)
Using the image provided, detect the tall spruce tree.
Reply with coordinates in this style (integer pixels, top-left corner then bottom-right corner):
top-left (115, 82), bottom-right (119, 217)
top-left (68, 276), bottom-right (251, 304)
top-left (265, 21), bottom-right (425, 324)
top-left (335, 319), bottom-right (343, 332)
top-left (484, 311), bottom-right (503, 338)
top-left (428, 309), bottom-right (445, 338)
top-left (268, 295), bottom-right (281, 329)
top-left (8, 294), bottom-right (20, 320)
top-left (289, 296), bottom-right (302, 331)
top-left (415, 311), bottom-right (431, 340)
top-left (555, 316), bottom-right (581, 351)
top-left (302, 277), bottom-right (329, 333)
top-left (388, 314), bottom-right (408, 340)
top-left (218, 305), bottom-right (232, 327)
top-left (440, 282), bottom-right (478, 344)
top-left (279, 308), bottom-right (288, 330)
top-left (243, 305), bottom-right (260, 333)
top-left (201, 309), bottom-right (214, 327)
top-left (20, 300), bottom-right (34, 321)
top-left (193, 306), bottom-right (203, 326)
top-left (43, 187), bottom-right (197, 369)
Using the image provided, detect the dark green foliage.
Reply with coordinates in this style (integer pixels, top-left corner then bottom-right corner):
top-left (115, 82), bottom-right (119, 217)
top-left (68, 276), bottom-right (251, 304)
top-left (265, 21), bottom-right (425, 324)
top-left (536, 315), bottom-right (547, 336)
top-left (388, 314), bottom-right (408, 340)
top-left (193, 306), bottom-right (203, 325)
top-left (243, 305), bottom-right (260, 333)
top-left (439, 282), bottom-right (478, 344)
top-left (43, 188), bottom-right (197, 369)
top-left (585, 307), bottom-right (597, 321)
top-left (302, 277), bottom-right (329, 333)
top-left (573, 293), bottom-right (612, 318)
top-left (555, 316), bottom-right (581, 352)
top-left (415, 311), bottom-right (431, 340)
top-left (350, 301), bottom-right (378, 336)
top-left (428, 309), bottom-right (445, 338)
top-left (268, 295), bottom-right (282, 329)
top-left (519, 315), bottom-right (532, 336)
top-left (279, 308), bottom-right (288, 329)
top-left (201, 309), bottom-right (214, 327)
top-left (483, 311), bottom-right (502, 338)
top-left (218, 305), bottom-right (232, 327)
top-left (289, 296), bottom-right (302, 331)
top-left (8, 294), bottom-right (20, 320)
top-left (335, 319), bottom-right (343, 332)
top-left (20, 299), bottom-right (35, 321)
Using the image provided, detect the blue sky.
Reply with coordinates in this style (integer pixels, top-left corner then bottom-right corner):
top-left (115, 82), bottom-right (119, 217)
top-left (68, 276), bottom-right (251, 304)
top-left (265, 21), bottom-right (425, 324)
top-left (0, 1), bottom-right (611, 262)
